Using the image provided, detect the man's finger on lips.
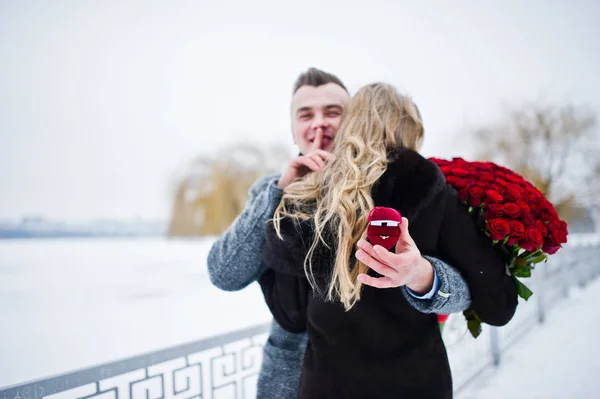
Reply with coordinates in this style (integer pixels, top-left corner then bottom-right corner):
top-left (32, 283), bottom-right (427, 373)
top-left (356, 249), bottom-right (396, 277)
top-left (357, 274), bottom-right (395, 289)
top-left (311, 128), bottom-right (323, 151)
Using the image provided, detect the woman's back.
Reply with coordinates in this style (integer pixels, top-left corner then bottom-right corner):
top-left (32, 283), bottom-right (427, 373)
top-left (263, 149), bottom-right (459, 398)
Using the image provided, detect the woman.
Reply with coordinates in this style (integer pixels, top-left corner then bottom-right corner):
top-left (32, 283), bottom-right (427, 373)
top-left (259, 83), bottom-right (518, 398)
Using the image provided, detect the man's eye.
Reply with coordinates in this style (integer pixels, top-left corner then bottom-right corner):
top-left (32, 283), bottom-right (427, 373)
top-left (370, 220), bottom-right (400, 227)
top-left (326, 112), bottom-right (340, 117)
top-left (299, 114), bottom-right (312, 120)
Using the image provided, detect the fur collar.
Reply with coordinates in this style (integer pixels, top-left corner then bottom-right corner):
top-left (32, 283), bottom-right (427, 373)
top-left (372, 147), bottom-right (447, 222)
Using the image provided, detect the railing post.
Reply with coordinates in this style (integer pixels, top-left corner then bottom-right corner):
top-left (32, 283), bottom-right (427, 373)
top-left (594, 245), bottom-right (600, 278)
top-left (578, 245), bottom-right (589, 288)
top-left (561, 255), bottom-right (569, 298)
top-left (490, 326), bottom-right (501, 367)
top-left (537, 264), bottom-right (546, 324)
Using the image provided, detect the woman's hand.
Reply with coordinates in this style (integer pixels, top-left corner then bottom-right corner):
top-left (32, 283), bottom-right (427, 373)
top-left (356, 217), bottom-right (435, 294)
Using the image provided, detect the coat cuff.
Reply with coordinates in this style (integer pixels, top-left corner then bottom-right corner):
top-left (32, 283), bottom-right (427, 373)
top-left (401, 255), bottom-right (472, 314)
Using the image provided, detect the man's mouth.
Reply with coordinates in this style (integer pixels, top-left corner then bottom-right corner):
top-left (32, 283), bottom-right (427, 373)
top-left (310, 136), bottom-right (333, 147)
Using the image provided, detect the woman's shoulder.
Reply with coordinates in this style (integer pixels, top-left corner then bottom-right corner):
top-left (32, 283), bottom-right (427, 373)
top-left (372, 148), bottom-right (448, 220)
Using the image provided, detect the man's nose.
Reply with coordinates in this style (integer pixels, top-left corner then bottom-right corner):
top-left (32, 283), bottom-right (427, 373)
top-left (311, 113), bottom-right (327, 129)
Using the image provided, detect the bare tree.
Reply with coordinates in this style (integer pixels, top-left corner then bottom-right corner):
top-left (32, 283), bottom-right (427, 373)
top-left (473, 103), bottom-right (599, 223)
top-left (167, 142), bottom-right (291, 237)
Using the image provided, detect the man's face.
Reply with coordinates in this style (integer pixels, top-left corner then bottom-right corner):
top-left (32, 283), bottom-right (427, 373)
top-left (291, 83), bottom-right (350, 154)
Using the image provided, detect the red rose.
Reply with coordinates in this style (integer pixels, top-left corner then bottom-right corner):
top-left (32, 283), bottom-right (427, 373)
top-left (505, 185), bottom-right (522, 201)
top-left (472, 162), bottom-right (495, 172)
top-left (535, 220), bottom-right (549, 236)
top-left (452, 157), bottom-right (468, 166)
top-left (437, 314), bottom-right (450, 323)
top-left (539, 209), bottom-right (556, 224)
top-left (448, 176), bottom-right (468, 189)
top-left (523, 187), bottom-right (541, 203)
top-left (521, 226), bottom-right (544, 251)
top-left (529, 201), bottom-right (541, 214)
top-left (491, 184), bottom-right (506, 195)
top-left (508, 220), bottom-right (525, 246)
top-left (542, 241), bottom-right (561, 255)
top-left (487, 218), bottom-right (511, 241)
top-left (453, 168), bottom-right (469, 177)
top-left (548, 221), bottom-right (568, 244)
top-left (494, 179), bottom-right (509, 188)
top-left (468, 186), bottom-right (485, 207)
top-left (503, 203), bottom-right (522, 219)
top-left (430, 158), bottom-right (449, 167)
top-left (440, 166), bottom-right (452, 176)
top-left (465, 176), bottom-right (476, 187)
top-left (505, 173), bottom-right (525, 184)
top-left (485, 203), bottom-right (504, 218)
top-left (480, 172), bottom-right (495, 182)
top-left (522, 213), bottom-right (535, 227)
top-left (559, 220), bottom-right (569, 239)
top-left (540, 201), bottom-right (558, 215)
top-left (485, 190), bottom-right (503, 203)
top-left (517, 200), bottom-right (531, 215)
top-left (458, 189), bottom-right (468, 202)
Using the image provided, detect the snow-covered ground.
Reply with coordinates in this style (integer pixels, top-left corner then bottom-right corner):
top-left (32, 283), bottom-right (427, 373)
top-left (457, 276), bottom-right (600, 399)
top-left (0, 238), bottom-right (272, 387)
top-left (1, 237), bottom-right (599, 398)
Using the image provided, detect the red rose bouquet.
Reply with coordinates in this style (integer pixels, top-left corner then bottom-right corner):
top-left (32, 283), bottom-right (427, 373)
top-left (429, 157), bottom-right (568, 337)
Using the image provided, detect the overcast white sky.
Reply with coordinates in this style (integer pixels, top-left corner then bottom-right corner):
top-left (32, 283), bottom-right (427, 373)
top-left (1, 0), bottom-right (599, 222)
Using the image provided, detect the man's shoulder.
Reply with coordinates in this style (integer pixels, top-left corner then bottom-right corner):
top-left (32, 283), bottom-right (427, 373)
top-left (249, 173), bottom-right (281, 197)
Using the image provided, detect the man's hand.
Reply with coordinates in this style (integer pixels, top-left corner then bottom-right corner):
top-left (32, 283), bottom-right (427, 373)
top-left (278, 128), bottom-right (331, 188)
top-left (356, 217), bottom-right (435, 294)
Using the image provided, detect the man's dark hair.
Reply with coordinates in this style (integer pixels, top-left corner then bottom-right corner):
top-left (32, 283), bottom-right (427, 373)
top-left (292, 67), bottom-right (348, 94)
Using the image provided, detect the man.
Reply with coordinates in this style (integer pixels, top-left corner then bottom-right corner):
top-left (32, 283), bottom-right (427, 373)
top-left (207, 68), bottom-right (471, 398)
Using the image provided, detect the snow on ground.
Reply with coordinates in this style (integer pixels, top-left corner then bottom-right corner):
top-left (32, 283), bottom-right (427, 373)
top-left (457, 276), bottom-right (600, 399)
top-left (0, 238), bottom-right (272, 387)
top-left (1, 237), bottom-right (599, 397)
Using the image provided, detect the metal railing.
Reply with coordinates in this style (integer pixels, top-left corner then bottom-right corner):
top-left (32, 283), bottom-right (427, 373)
top-left (0, 324), bottom-right (271, 399)
top-left (445, 235), bottom-right (600, 394)
top-left (1, 235), bottom-right (599, 399)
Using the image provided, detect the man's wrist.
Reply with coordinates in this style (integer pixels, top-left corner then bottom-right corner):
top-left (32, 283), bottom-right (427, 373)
top-left (406, 257), bottom-right (435, 295)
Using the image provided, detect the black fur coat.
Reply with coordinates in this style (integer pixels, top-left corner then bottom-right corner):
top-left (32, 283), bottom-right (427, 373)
top-left (259, 148), bottom-right (518, 399)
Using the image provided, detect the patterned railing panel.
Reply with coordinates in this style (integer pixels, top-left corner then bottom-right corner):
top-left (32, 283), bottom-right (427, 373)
top-left (1, 326), bottom-right (270, 399)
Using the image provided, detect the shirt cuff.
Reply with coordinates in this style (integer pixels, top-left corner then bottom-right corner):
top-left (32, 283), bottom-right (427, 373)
top-left (406, 268), bottom-right (439, 299)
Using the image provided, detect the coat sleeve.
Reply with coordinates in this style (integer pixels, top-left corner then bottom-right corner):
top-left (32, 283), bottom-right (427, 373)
top-left (257, 215), bottom-right (311, 333)
top-left (206, 174), bottom-right (282, 291)
top-left (258, 269), bottom-right (309, 334)
top-left (438, 186), bottom-right (518, 326)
